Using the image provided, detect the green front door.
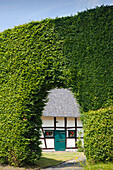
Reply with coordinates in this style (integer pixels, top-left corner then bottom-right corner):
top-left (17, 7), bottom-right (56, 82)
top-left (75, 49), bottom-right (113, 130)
top-left (55, 130), bottom-right (66, 151)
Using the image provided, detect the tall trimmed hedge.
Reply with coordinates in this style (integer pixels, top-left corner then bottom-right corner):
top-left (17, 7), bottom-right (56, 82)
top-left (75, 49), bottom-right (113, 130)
top-left (84, 106), bottom-right (113, 163)
top-left (0, 5), bottom-right (113, 166)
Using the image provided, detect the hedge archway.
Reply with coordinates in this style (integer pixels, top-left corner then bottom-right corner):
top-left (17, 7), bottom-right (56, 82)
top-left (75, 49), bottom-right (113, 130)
top-left (0, 5), bottom-right (113, 166)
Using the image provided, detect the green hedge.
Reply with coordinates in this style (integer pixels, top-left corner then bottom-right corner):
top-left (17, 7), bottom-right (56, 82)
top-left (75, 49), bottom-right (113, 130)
top-left (84, 106), bottom-right (113, 163)
top-left (0, 5), bottom-right (113, 166)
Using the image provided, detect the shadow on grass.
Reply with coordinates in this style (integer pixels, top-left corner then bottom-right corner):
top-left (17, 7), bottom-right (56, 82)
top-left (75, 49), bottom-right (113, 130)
top-left (0, 157), bottom-right (62, 170)
top-left (36, 156), bottom-right (62, 168)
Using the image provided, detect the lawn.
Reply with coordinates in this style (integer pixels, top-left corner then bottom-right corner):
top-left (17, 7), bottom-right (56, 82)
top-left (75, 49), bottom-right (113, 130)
top-left (84, 162), bottom-right (113, 170)
top-left (0, 151), bottom-right (84, 169)
top-left (0, 152), bottom-right (113, 170)
top-left (37, 151), bottom-right (84, 168)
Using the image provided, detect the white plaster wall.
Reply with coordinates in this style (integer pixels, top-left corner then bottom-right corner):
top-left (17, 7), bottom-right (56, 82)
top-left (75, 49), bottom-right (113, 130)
top-left (66, 131), bottom-right (68, 137)
top-left (67, 117), bottom-right (75, 127)
top-left (43, 128), bottom-right (54, 131)
top-left (77, 118), bottom-right (82, 127)
top-left (42, 116), bottom-right (54, 127)
top-left (42, 149), bottom-right (55, 152)
top-left (77, 128), bottom-right (84, 137)
top-left (40, 129), bottom-right (44, 138)
top-left (56, 117), bottom-right (64, 127)
top-left (40, 139), bottom-right (45, 148)
top-left (67, 138), bottom-right (75, 148)
top-left (46, 139), bottom-right (54, 148)
top-left (56, 117), bottom-right (64, 130)
top-left (66, 149), bottom-right (77, 152)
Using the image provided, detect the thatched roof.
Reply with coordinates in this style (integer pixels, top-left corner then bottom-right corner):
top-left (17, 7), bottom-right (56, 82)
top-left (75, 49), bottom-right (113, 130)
top-left (43, 88), bottom-right (80, 117)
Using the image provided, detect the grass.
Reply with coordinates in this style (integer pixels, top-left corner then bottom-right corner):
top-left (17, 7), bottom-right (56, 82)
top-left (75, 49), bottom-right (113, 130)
top-left (37, 151), bottom-right (84, 168)
top-left (84, 162), bottom-right (113, 170)
top-left (0, 152), bottom-right (113, 170)
top-left (0, 151), bottom-right (84, 169)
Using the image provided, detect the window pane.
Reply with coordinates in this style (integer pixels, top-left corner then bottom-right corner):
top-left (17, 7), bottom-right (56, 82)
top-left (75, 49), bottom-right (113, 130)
top-left (68, 130), bottom-right (75, 138)
top-left (45, 130), bottom-right (54, 137)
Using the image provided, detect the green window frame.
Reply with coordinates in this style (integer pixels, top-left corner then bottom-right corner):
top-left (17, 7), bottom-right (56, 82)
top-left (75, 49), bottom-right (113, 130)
top-left (45, 130), bottom-right (54, 138)
top-left (68, 130), bottom-right (76, 138)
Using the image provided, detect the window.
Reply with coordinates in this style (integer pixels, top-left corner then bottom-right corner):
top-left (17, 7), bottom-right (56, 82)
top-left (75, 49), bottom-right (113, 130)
top-left (68, 130), bottom-right (76, 138)
top-left (45, 130), bottom-right (54, 138)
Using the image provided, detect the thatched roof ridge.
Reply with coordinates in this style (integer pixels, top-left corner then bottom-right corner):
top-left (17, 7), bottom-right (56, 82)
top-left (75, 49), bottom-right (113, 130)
top-left (43, 88), bottom-right (80, 117)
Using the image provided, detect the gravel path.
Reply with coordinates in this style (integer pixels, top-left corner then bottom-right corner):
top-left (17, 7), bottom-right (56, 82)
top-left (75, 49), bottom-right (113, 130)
top-left (41, 155), bottom-right (86, 170)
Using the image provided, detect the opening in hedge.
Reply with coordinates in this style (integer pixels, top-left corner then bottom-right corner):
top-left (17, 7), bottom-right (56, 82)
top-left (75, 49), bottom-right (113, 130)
top-left (0, 5), bottom-right (113, 166)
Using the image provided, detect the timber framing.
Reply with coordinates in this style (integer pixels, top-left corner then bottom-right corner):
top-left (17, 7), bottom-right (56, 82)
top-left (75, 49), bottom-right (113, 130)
top-left (41, 116), bottom-right (83, 150)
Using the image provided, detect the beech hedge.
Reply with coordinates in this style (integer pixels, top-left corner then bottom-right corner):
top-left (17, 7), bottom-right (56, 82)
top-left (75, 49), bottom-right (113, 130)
top-left (84, 106), bottom-right (113, 163)
top-left (0, 5), bottom-right (113, 166)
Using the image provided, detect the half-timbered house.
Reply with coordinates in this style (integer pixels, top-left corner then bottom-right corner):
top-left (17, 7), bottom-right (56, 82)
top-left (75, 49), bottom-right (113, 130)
top-left (40, 88), bottom-right (83, 151)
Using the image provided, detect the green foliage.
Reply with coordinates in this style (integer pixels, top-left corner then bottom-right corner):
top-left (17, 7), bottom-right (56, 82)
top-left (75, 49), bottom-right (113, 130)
top-left (83, 106), bottom-right (113, 163)
top-left (0, 5), bottom-right (113, 166)
top-left (76, 131), bottom-right (84, 152)
top-left (84, 162), bottom-right (113, 170)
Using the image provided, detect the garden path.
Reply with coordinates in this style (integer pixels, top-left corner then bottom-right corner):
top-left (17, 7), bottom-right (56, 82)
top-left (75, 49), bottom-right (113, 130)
top-left (41, 154), bottom-right (86, 170)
